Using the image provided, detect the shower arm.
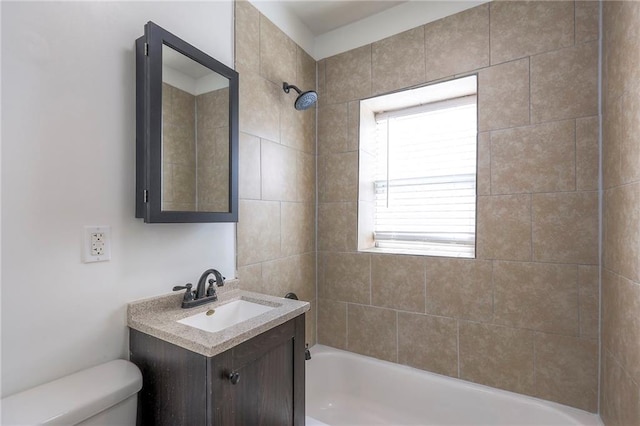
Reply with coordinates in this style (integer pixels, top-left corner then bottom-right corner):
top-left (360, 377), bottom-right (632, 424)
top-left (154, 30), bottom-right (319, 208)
top-left (283, 82), bottom-right (302, 95)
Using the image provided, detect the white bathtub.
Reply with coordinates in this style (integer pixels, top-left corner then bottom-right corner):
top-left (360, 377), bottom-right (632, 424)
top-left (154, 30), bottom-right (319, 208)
top-left (305, 345), bottom-right (602, 426)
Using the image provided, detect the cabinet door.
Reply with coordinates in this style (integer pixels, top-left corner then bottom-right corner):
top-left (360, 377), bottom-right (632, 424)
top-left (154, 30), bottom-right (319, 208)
top-left (130, 329), bottom-right (208, 426)
top-left (210, 316), bottom-right (305, 425)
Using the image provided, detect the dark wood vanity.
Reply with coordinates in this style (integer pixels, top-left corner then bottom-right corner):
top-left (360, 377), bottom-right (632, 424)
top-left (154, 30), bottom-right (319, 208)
top-left (130, 314), bottom-right (305, 425)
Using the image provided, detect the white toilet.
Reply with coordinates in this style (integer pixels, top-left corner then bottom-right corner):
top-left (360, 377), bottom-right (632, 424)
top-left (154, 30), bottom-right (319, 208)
top-left (1, 359), bottom-right (142, 425)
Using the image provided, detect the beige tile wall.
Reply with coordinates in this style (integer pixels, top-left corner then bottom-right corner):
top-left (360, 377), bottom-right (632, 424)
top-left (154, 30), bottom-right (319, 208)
top-left (601, 2), bottom-right (640, 425)
top-left (162, 83), bottom-right (196, 211)
top-left (196, 87), bottom-right (229, 212)
top-left (234, 0), bottom-right (317, 345)
top-left (316, 1), bottom-right (600, 412)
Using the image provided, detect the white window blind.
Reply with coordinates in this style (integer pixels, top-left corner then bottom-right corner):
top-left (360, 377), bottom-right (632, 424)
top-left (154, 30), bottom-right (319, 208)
top-left (373, 95), bottom-right (477, 258)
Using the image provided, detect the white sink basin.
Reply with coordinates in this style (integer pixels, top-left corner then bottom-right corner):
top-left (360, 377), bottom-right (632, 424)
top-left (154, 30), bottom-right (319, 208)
top-left (177, 299), bottom-right (275, 333)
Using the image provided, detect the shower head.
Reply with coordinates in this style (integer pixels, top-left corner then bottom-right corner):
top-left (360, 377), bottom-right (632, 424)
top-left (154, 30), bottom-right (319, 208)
top-left (283, 82), bottom-right (318, 111)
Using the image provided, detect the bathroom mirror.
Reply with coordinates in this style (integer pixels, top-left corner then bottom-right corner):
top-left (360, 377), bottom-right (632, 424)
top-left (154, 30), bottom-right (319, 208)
top-left (136, 21), bottom-right (238, 223)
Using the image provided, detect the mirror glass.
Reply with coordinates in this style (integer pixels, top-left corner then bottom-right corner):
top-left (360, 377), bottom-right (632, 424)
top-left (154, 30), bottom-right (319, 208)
top-left (161, 44), bottom-right (230, 213)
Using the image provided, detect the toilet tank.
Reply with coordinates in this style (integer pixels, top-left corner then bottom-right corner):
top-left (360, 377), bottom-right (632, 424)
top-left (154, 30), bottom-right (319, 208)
top-left (1, 360), bottom-right (142, 425)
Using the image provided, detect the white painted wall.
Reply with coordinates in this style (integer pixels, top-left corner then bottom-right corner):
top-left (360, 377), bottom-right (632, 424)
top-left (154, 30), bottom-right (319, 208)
top-left (1, 1), bottom-right (235, 397)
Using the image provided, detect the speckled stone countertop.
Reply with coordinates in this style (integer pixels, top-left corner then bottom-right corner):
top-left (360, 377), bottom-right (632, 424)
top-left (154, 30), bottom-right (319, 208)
top-left (127, 279), bottom-right (310, 357)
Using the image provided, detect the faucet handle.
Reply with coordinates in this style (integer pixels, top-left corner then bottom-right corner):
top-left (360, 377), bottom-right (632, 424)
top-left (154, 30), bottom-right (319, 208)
top-left (173, 283), bottom-right (194, 302)
top-left (206, 279), bottom-right (217, 298)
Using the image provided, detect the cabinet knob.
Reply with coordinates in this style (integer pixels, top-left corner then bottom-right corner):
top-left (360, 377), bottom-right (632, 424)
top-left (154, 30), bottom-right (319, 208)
top-left (228, 371), bottom-right (240, 385)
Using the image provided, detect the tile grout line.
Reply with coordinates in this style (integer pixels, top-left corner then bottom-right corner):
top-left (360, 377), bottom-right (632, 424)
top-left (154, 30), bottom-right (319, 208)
top-left (576, 264), bottom-right (582, 338)
top-left (575, 119), bottom-right (578, 191)
top-left (396, 310), bottom-right (399, 363)
top-left (532, 331), bottom-right (537, 395)
top-left (530, 193), bottom-right (534, 261)
top-left (345, 302), bottom-right (349, 350)
top-left (456, 319), bottom-right (461, 378)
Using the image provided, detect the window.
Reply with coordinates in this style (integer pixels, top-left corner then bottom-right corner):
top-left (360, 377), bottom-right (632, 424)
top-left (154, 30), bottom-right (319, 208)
top-left (358, 76), bottom-right (477, 258)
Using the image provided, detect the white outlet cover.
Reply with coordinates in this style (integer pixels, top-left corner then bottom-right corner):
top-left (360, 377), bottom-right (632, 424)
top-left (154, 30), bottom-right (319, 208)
top-left (83, 226), bottom-right (111, 263)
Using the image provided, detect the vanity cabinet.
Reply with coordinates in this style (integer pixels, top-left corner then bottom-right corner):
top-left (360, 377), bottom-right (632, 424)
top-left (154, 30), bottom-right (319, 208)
top-left (129, 315), bottom-right (305, 425)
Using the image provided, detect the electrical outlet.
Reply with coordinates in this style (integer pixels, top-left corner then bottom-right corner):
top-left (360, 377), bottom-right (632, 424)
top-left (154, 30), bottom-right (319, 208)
top-left (91, 232), bottom-right (105, 256)
top-left (83, 226), bottom-right (111, 263)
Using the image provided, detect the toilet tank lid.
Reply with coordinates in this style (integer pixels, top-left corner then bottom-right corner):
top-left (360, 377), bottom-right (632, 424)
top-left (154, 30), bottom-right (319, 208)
top-left (1, 359), bottom-right (142, 425)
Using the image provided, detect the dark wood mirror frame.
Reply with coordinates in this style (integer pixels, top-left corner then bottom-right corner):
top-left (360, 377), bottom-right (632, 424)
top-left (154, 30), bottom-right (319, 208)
top-left (136, 21), bottom-right (239, 223)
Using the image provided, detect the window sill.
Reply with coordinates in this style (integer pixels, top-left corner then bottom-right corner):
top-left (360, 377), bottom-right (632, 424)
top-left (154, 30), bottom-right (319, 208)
top-left (358, 246), bottom-right (475, 259)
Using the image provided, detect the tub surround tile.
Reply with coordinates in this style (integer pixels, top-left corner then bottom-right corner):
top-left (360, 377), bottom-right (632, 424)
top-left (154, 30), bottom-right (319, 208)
top-left (321, 252), bottom-right (371, 304)
top-left (578, 265), bottom-right (600, 339)
top-left (281, 202), bottom-right (315, 256)
top-left (476, 132), bottom-right (491, 196)
top-left (262, 253), bottom-right (316, 303)
top-left (235, 1), bottom-right (260, 73)
top-left (239, 70), bottom-right (281, 142)
top-left (424, 3), bottom-right (489, 82)
top-left (425, 258), bottom-right (493, 322)
top-left (371, 255), bottom-right (425, 313)
top-left (602, 8), bottom-right (640, 412)
top-left (531, 41), bottom-right (599, 124)
top-left (398, 313), bottom-right (458, 377)
top-left (319, 152), bottom-right (359, 203)
top-left (476, 195), bottom-right (531, 261)
top-left (347, 304), bottom-right (397, 363)
top-left (490, 0), bottom-right (574, 65)
top-left (318, 103), bottom-right (349, 155)
top-left (602, 273), bottom-right (640, 383)
top-left (532, 191), bottom-right (599, 265)
top-left (534, 333), bottom-right (598, 412)
top-left (261, 139), bottom-right (297, 201)
top-left (238, 132), bottom-right (261, 200)
top-left (297, 47), bottom-right (316, 95)
top-left (603, 1), bottom-right (640, 105)
top-left (316, 59), bottom-right (326, 105)
top-left (478, 58), bottom-right (530, 132)
top-left (490, 120), bottom-right (576, 194)
top-left (237, 263), bottom-right (262, 294)
top-left (325, 45), bottom-right (372, 105)
top-left (280, 93), bottom-right (315, 153)
top-left (575, 1), bottom-right (600, 44)
top-left (296, 152), bottom-right (316, 203)
top-left (603, 99), bottom-right (623, 190)
top-left (317, 298), bottom-right (347, 350)
top-left (317, 202), bottom-right (358, 252)
top-left (493, 261), bottom-right (579, 335)
top-left (604, 183), bottom-right (640, 283)
top-left (459, 321), bottom-right (534, 396)
top-left (372, 27), bottom-right (425, 95)
top-left (347, 101), bottom-right (360, 152)
top-left (260, 16), bottom-right (296, 85)
top-left (601, 352), bottom-right (640, 426)
top-left (237, 199), bottom-right (281, 266)
top-left (620, 92), bottom-right (640, 184)
top-left (576, 116), bottom-right (600, 191)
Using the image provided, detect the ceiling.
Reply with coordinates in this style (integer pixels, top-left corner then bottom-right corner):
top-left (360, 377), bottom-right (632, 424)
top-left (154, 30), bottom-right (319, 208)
top-left (279, 1), bottom-right (407, 36)
top-left (251, 0), bottom-right (488, 59)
